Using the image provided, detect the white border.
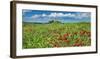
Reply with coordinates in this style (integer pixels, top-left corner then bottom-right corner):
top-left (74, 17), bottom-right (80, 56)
top-left (16, 3), bottom-right (96, 56)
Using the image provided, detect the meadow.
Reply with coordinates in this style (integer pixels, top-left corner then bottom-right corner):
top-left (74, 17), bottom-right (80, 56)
top-left (22, 21), bottom-right (91, 49)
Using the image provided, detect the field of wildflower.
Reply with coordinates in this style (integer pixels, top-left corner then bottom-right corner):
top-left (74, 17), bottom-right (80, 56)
top-left (22, 22), bottom-right (91, 49)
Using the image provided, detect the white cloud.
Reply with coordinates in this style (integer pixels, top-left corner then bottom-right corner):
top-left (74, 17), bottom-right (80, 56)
top-left (30, 12), bottom-right (76, 20)
top-left (48, 12), bottom-right (76, 17)
top-left (48, 13), bottom-right (57, 17)
top-left (42, 14), bottom-right (47, 17)
top-left (31, 15), bottom-right (40, 18)
top-left (64, 13), bottom-right (76, 17)
top-left (48, 13), bottom-right (65, 17)
top-left (29, 12), bottom-right (90, 20)
top-left (56, 13), bottom-right (65, 17)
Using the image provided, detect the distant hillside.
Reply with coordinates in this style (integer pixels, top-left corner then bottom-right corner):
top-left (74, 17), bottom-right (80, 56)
top-left (48, 20), bottom-right (61, 24)
top-left (23, 19), bottom-right (90, 24)
top-left (23, 19), bottom-right (62, 24)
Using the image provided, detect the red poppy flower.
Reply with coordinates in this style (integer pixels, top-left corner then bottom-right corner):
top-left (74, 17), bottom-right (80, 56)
top-left (80, 30), bottom-right (85, 35)
top-left (64, 33), bottom-right (68, 37)
top-left (63, 33), bottom-right (69, 39)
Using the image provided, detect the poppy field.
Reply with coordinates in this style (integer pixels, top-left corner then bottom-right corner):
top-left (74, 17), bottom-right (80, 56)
top-left (22, 22), bottom-right (91, 49)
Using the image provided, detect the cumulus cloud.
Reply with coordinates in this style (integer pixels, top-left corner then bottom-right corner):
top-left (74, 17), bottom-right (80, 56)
top-left (41, 14), bottom-right (47, 17)
top-left (48, 13), bottom-right (57, 17)
top-left (30, 12), bottom-right (90, 20)
top-left (48, 13), bottom-right (76, 17)
top-left (64, 13), bottom-right (76, 17)
top-left (31, 12), bottom-right (76, 19)
top-left (31, 14), bottom-right (40, 18)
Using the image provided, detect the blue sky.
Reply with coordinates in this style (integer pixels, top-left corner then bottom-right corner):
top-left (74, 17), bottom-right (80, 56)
top-left (22, 9), bottom-right (91, 23)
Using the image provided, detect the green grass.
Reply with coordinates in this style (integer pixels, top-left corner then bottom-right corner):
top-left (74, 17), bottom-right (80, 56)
top-left (22, 22), bottom-right (91, 49)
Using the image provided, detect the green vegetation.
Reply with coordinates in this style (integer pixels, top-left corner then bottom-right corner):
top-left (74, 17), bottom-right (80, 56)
top-left (22, 21), bottom-right (91, 49)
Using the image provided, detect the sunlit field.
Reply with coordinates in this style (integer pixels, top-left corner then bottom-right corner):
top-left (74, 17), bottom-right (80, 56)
top-left (22, 21), bottom-right (91, 49)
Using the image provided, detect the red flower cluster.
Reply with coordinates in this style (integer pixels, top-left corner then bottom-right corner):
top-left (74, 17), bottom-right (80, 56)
top-left (63, 33), bottom-right (70, 43)
top-left (63, 33), bottom-right (69, 39)
top-left (80, 30), bottom-right (91, 37)
top-left (50, 30), bottom-right (91, 47)
top-left (80, 30), bottom-right (86, 36)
